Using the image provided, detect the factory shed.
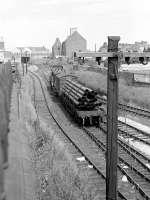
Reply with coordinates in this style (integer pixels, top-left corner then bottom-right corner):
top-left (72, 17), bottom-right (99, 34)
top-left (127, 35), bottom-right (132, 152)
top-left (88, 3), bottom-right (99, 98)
top-left (61, 31), bottom-right (87, 59)
top-left (52, 38), bottom-right (62, 58)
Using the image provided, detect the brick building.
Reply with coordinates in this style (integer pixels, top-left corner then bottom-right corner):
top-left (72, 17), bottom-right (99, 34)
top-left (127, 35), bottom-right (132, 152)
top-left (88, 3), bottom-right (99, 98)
top-left (61, 30), bottom-right (87, 58)
top-left (52, 38), bottom-right (61, 58)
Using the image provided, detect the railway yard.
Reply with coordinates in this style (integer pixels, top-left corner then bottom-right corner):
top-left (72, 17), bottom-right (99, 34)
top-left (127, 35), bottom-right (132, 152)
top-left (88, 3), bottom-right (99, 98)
top-left (1, 0), bottom-right (150, 198)
top-left (2, 59), bottom-right (150, 200)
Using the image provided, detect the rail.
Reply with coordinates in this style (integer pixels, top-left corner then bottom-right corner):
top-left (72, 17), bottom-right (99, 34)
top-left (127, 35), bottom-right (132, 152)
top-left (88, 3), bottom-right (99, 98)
top-left (83, 126), bottom-right (150, 199)
top-left (29, 71), bottom-right (128, 199)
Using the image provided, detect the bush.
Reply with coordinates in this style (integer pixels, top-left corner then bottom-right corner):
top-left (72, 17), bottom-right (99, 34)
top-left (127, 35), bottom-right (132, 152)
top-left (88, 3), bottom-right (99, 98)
top-left (0, 62), bottom-right (13, 163)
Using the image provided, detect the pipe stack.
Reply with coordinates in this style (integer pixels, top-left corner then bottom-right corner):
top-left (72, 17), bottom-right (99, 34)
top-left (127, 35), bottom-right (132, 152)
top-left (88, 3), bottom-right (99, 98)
top-left (62, 79), bottom-right (102, 110)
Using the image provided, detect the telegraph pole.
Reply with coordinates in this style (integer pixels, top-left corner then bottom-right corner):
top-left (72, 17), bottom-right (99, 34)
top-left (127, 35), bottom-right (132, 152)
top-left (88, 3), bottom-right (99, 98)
top-left (76, 36), bottom-right (150, 200)
top-left (106, 36), bottom-right (120, 200)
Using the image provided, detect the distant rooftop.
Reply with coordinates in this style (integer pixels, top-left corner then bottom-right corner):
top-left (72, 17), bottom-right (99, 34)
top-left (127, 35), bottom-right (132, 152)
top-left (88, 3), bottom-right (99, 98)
top-left (16, 46), bottom-right (49, 52)
top-left (62, 30), bottom-right (86, 44)
top-left (27, 46), bottom-right (49, 51)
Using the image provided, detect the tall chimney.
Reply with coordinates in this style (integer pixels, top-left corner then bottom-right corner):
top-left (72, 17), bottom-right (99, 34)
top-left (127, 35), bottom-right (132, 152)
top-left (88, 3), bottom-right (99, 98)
top-left (70, 27), bottom-right (77, 35)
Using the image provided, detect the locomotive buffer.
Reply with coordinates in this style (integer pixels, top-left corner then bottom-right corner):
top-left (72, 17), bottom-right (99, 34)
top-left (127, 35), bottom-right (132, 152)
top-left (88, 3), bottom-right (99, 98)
top-left (77, 36), bottom-right (150, 200)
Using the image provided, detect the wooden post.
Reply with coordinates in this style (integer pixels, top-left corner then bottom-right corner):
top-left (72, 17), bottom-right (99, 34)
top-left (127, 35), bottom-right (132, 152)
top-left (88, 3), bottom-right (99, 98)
top-left (106, 36), bottom-right (120, 200)
top-left (83, 57), bottom-right (85, 63)
top-left (26, 62), bottom-right (28, 73)
top-left (78, 57), bottom-right (82, 65)
top-left (22, 63), bottom-right (24, 76)
top-left (25, 54), bottom-right (28, 73)
top-left (98, 57), bottom-right (101, 65)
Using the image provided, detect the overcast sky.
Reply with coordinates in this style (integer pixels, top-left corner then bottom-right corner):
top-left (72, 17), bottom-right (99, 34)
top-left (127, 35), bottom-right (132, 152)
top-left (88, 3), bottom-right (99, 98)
top-left (1, 0), bottom-right (150, 50)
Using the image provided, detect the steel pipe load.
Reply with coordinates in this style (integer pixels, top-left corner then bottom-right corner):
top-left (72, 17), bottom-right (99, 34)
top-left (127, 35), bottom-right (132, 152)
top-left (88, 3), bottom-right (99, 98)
top-left (66, 79), bottom-right (92, 92)
top-left (62, 84), bottom-right (83, 99)
top-left (62, 79), bottom-right (101, 110)
top-left (65, 81), bottom-right (85, 96)
top-left (62, 87), bottom-right (80, 102)
top-left (50, 70), bottom-right (106, 127)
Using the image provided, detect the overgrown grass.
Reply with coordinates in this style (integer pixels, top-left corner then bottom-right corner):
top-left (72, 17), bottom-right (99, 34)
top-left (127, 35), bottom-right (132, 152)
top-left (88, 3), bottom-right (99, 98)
top-left (19, 73), bottom-right (103, 200)
top-left (37, 120), bottom-right (103, 200)
top-left (0, 62), bottom-right (12, 165)
top-left (75, 70), bottom-right (150, 110)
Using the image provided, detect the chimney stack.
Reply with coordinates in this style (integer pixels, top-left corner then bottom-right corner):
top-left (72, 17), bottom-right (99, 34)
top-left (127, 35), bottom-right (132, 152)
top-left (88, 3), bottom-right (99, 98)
top-left (70, 27), bottom-right (77, 35)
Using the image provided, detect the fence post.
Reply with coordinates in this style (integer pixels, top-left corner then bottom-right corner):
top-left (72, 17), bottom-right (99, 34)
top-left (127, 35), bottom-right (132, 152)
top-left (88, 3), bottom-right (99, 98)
top-left (106, 36), bottom-right (120, 200)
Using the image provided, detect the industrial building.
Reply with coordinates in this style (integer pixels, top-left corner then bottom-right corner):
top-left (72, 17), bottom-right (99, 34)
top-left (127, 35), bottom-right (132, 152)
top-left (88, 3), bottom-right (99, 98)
top-left (61, 29), bottom-right (87, 59)
top-left (52, 38), bottom-right (61, 58)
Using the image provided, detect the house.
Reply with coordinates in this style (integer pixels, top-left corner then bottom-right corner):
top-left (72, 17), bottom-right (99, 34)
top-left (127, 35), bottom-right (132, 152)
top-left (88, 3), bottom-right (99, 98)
top-left (61, 30), bottom-right (87, 59)
top-left (52, 38), bottom-right (61, 58)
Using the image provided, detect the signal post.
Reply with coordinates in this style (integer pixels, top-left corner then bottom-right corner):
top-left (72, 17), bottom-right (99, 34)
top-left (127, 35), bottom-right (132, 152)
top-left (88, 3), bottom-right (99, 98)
top-left (21, 55), bottom-right (30, 76)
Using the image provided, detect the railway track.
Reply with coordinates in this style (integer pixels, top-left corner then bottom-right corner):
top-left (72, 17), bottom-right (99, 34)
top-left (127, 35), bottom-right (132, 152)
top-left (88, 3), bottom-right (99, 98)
top-left (98, 95), bottom-right (150, 119)
top-left (119, 103), bottom-right (150, 119)
top-left (43, 69), bottom-right (150, 121)
top-left (29, 72), bottom-right (107, 198)
top-left (84, 123), bottom-right (150, 199)
top-left (28, 71), bottom-right (133, 199)
top-left (40, 66), bottom-right (150, 119)
top-left (42, 72), bottom-right (150, 147)
top-left (98, 95), bottom-right (150, 146)
top-left (118, 120), bottom-right (150, 146)
top-left (38, 69), bottom-right (150, 198)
